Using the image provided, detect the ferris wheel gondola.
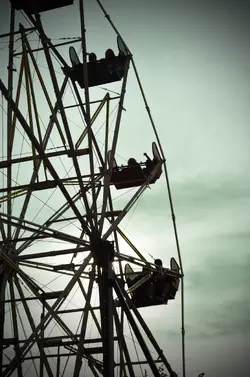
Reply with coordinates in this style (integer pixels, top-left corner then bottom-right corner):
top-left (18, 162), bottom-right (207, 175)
top-left (63, 36), bottom-right (129, 88)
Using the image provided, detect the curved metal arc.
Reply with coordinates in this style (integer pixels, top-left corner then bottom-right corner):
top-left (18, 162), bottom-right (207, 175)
top-left (130, 55), bottom-right (186, 377)
top-left (93, 3), bottom-right (185, 374)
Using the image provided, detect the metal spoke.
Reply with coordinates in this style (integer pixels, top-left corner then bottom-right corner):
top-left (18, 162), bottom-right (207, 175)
top-left (8, 277), bottom-right (23, 377)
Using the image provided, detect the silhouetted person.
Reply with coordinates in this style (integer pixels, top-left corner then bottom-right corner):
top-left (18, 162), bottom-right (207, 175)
top-left (128, 157), bottom-right (139, 167)
top-left (154, 258), bottom-right (163, 269)
top-left (105, 48), bottom-right (115, 59)
top-left (89, 52), bottom-right (97, 62)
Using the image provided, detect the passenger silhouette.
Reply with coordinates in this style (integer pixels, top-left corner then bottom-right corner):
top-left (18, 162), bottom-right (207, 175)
top-left (154, 258), bottom-right (163, 269)
top-left (105, 48), bottom-right (115, 59)
top-left (89, 52), bottom-right (97, 62)
top-left (128, 157), bottom-right (139, 167)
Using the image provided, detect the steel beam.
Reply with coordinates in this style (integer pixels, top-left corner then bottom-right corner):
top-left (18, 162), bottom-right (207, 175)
top-left (0, 147), bottom-right (89, 169)
top-left (6, 4), bottom-right (15, 240)
top-left (13, 38), bottom-right (82, 56)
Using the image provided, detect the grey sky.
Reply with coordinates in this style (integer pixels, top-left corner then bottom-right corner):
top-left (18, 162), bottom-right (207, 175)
top-left (0, 0), bottom-right (250, 376)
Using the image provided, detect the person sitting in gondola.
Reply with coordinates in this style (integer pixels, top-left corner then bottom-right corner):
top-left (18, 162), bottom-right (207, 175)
top-left (125, 256), bottom-right (180, 307)
top-left (89, 52), bottom-right (97, 62)
top-left (126, 157), bottom-right (144, 182)
top-left (106, 142), bottom-right (163, 189)
top-left (154, 258), bottom-right (163, 270)
top-left (105, 48), bottom-right (116, 59)
top-left (148, 259), bottom-right (165, 302)
top-left (127, 157), bottom-right (140, 168)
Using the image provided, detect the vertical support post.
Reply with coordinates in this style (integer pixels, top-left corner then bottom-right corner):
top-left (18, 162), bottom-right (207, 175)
top-left (40, 300), bottom-right (45, 377)
top-left (79, 0), bottom-right (98, 228)
top-left (98, 242), bottom-right (115, 377)
top-left (7, 4), bottom-right (15, 239)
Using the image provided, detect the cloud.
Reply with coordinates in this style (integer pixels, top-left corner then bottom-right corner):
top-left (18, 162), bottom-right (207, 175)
top-left (184, 246), bottom-right (250, 339)
top-left (131, 170), bottom-right (250, 218)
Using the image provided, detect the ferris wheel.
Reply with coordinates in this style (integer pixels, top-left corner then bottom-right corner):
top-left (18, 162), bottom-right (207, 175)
top-left (0, 1), bottom-right (185, 377)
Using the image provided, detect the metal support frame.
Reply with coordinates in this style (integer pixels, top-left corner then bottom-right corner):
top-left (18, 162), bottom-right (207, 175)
top-left (0, 2), bottom-right (181, 377)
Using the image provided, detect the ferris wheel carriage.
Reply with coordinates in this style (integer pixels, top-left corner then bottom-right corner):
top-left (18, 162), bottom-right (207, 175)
top-left (10, 0), bottom-right (74, 13)
top-left (63, 36), bottom-right (129, 88)
top-left (106, 142), bottom-right (163, 189)
top-left (125, 257), bottom-right (180, 308)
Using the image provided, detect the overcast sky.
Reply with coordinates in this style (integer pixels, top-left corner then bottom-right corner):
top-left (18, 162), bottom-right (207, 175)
top-left (0, 0), bottom-right (250, 376)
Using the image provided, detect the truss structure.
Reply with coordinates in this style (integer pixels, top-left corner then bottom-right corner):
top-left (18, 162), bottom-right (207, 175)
top-left (0, 1), bottom-right (184, 377)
